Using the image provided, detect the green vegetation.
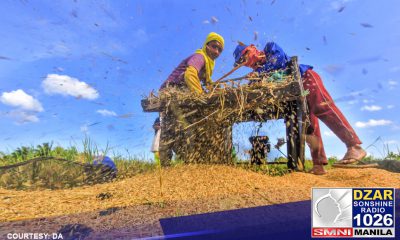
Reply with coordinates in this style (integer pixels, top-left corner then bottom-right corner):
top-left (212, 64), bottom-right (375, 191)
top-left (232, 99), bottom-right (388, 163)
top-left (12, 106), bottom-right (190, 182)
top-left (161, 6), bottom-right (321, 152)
top-left (0, 139), bottom-right (156, 190)
top-left (233, 156), bottom-right (338, 176)
top-left (1, 138), bottom-right (399, 190)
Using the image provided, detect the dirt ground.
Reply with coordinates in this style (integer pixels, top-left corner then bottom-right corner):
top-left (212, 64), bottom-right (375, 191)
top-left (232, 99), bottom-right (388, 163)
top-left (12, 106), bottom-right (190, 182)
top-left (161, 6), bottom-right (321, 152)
top-left (0, 165), bottom-right (399, 239)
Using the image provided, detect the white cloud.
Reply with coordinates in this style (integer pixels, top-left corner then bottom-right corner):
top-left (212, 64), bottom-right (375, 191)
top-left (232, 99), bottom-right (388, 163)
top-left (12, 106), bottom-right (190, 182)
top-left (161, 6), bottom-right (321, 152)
top-left (347, 100), bottom-right (358, 105)
top-left (97, 109), bottom-right (117, 117)
top-left (362, 99), bottom-right (374, 104)
top-left (384, 140), bottom-right (398, 145)
top-left (361, 105), bottom-right (382, 111)
top-left (323, 130), bottom-right (335, 137)
top-left (0, 89), bottom-right (43, 112)
top-left (80, 123), bottom-right (89, 134)
top-left (7, 110), bottom-right (39, 124)
top-left (387, 105), bottom-right (395, 109)
top-left (355, 119), bottom-right (392, 128)
top-left (388, 80), bottom-right (398, 86)
top-left (42, 74), bottom-right (99, 100)
top-left (389, 66), bottom-right (400, 72)
top-left (388, 80), bottom-right (398, 89)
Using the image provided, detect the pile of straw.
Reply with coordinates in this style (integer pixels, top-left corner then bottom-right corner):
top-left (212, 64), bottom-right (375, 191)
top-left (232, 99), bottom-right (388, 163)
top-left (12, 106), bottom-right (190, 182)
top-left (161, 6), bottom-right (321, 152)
top-left (157, 73), bottom-right (296, 126)
top-left (146, 70), bottom-right (299, 164)
top-left (1, 165), bottom-right (398, 222)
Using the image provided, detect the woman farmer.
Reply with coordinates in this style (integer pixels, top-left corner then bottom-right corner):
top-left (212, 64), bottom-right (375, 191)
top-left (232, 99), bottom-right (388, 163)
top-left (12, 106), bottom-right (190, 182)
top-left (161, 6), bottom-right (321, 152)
top-left (157, 32), bottom-right (224, 165)
top-left (233, 42), bottom-right (366, 175)
top-left (160, 32), bottom-right (224, 93)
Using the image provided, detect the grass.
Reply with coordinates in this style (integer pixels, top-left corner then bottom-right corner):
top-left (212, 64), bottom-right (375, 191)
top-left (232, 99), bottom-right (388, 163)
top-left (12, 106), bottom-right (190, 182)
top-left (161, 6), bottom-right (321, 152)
top-left (0, 138), bottom-right (157, 190)
top-left (232, 156), bottom-right (337, 176)
top-left (234, 161), bottom-right (289, 176)
top-left (1, 138), bottom-right (399, 190)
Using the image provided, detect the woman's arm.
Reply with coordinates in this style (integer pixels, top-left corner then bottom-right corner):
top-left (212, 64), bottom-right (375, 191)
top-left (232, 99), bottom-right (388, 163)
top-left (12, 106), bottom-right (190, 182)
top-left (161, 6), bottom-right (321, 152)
top-left (184, 66), bottom-right (203, 94)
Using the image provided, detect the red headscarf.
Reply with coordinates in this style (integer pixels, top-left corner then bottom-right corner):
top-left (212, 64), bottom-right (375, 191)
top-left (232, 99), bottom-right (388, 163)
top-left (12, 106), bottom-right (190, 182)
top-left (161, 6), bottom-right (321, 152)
top-left (240, 45), bottom-right (266, 69)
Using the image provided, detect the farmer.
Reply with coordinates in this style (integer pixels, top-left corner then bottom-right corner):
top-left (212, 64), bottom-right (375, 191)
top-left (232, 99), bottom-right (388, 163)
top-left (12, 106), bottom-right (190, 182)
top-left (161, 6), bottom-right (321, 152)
top-left (93, 155), bottom-right (117, 174)
top-left (158, 32), bottom-right (225, 165)
top-left (233, 42), bottom-right (366, 175)
top-left (160, 32), bottom-right (224, 93)
top-left (150, 117), bottom-right (161, 164)
top-left (85, 155), bottom-right (117, 183)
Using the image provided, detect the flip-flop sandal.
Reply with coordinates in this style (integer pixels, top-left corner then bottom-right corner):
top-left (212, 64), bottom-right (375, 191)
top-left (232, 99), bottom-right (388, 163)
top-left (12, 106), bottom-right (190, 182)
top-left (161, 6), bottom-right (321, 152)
top-left (333, 162), bottom-right (379, 168)
top-left (335, 158), bottom-right (359, 165)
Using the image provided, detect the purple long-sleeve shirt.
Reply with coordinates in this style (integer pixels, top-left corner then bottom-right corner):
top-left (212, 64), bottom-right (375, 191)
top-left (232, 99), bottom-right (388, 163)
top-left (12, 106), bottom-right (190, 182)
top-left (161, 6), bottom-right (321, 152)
top-left (160, 53), bottom-right (205, 90)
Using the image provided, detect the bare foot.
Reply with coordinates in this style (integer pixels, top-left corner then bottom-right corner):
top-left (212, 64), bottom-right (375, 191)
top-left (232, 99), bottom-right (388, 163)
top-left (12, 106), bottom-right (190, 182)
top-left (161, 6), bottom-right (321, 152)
top-left (308, 165), bottom-right (327, 175)
top-left (336, 145), bottom-right (366, 164)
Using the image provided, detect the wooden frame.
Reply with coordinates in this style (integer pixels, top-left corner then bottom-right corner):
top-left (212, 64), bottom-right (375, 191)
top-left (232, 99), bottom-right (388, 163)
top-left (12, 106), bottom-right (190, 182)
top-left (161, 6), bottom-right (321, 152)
top-left (142, 57), bottom-right (307, 170)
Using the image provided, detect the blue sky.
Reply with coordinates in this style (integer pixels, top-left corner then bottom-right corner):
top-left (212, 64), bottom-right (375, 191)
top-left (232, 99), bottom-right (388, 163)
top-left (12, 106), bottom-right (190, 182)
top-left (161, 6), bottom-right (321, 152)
top-left (0, 0), bottom-right (399, 160)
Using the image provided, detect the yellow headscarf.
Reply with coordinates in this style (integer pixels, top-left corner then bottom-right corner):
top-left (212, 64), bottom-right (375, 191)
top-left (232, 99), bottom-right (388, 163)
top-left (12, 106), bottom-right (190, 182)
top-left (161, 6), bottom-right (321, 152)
top-left (195, 32), bottom-right (224, 85)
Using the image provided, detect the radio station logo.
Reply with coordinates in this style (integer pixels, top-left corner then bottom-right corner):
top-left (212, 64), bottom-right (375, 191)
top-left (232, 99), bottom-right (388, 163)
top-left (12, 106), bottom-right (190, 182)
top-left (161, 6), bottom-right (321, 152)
top-left (312, 188), bottom-right (395, 238)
